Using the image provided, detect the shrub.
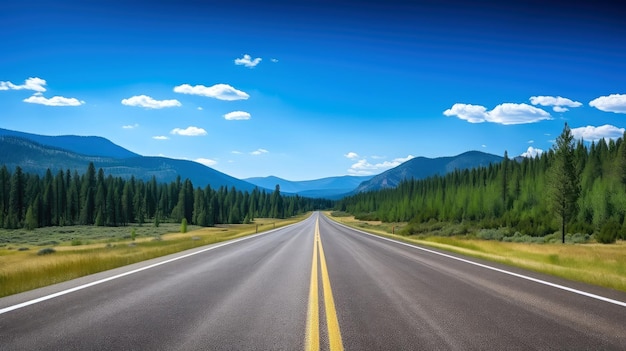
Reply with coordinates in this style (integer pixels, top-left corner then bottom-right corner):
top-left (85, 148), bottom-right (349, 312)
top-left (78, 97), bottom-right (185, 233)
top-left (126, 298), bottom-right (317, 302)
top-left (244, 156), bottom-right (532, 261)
top-left (476, 228), bottom-right (506, 241)
top-left (37, 248), bottom-right (56, 255)
top-left (596, 220), bottom-right (619, 244)
top-left (181, 218), bottom-right (188, 233)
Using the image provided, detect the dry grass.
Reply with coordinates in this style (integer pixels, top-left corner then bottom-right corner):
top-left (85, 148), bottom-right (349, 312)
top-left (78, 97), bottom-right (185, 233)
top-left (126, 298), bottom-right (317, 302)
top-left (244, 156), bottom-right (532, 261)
top-left (326, 212), bottom-right (626, 293)
top-left (0, 216), bottom-right (307, 297)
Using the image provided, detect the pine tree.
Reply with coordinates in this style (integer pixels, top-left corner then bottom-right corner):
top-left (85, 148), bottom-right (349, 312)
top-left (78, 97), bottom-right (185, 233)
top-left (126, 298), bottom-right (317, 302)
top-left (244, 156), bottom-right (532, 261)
top-left (548, 123), bottom-right (580, 243)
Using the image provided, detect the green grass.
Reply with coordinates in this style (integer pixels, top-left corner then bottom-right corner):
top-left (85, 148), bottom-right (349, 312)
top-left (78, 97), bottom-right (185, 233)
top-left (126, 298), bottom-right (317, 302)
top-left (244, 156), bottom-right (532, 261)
top-left (326, 212), bottom-right (626, 293)
top-left (0, 216), bottom-right (308, 297)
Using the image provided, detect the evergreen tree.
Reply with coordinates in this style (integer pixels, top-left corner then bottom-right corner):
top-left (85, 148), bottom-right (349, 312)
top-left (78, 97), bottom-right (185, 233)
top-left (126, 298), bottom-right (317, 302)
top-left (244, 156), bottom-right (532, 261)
top-left (547, 123), bottom-right (580, 243)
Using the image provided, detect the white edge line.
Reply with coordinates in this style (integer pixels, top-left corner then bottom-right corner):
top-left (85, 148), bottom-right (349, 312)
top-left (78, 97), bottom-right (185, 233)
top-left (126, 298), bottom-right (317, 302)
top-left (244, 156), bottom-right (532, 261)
top-left (328, 218), bottom-right (626, 308)
top-left (0, 223), bottom-right (297, 315)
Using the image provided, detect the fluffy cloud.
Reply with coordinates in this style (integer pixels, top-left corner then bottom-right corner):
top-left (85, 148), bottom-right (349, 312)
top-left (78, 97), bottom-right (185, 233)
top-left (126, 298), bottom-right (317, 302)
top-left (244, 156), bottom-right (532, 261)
top-left (0, 77), bottom-right (47, 92)
top-left (170, 126), bottom-right (207, 136)
top-left (443, 103), bottom-right (488, 123)
top-left (529, 96), bottom-right (582, 112)
top-left (173, 83), bottom-right (249, 101)
top-left (195, 158), bottom-right (217, 167)
top-left (153, 136), bottom-right (169, 140)
top-left (571, 124), bottom-right (625, 141)
top-left (223, 111), bottom-right (251, 120)
top-left (23, 93), bottom-right (84, 106)
top-left (589, 94), bottom-right (626, 114)
top-left (348, 155), bottom-right (414, 175)
top-left (521, 146), bottom-right (544, 158)
top-left (271, 58), bottom-right (279, 63)
top-left (344, 152), bottom-right (359, 159)
top-left (121, 95), bottom-right (181, 109)
top-left (122, 124), bottom-right (139, 129)
top-left (444, 103), bottom-right (551, 125)
top-left (250, 148), bottom-right (269, 155)
top-left (234, 54), bottom-right (262, 68)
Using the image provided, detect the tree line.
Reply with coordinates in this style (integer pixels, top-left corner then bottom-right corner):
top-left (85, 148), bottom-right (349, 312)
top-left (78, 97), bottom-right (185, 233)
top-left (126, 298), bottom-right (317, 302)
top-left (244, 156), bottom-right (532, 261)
top-left (0, 162), bottom-right (332, 230)
top-left (336, 124), bottom-right (626, 243)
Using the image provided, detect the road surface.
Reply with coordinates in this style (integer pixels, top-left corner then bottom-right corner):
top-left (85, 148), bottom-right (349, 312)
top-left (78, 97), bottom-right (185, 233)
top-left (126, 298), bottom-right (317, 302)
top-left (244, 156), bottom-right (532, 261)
top-left (1, 212), bottom-right (625, 350)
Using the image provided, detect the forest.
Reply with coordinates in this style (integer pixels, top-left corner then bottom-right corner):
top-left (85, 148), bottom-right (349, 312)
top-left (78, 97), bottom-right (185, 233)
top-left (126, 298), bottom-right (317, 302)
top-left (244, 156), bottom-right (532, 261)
top-left (0, 162), bottom-right (332, 230)
top-left (337, 125), bottom-right (626, 244)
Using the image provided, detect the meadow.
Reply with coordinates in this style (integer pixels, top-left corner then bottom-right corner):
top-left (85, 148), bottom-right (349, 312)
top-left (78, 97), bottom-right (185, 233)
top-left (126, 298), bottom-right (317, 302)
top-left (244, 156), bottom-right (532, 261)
top-left (327, 212), bottom-right (626, 293)
top-left (0, 216), bottom-right (306, 297)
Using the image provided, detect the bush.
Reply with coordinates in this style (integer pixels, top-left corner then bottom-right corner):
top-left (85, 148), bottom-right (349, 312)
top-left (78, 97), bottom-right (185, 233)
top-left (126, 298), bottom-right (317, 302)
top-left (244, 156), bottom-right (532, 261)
top-left (37, 248), bottom-right (56, 255)
top-left (476, 228), bottom-right (507, 241)
top-left (596, 220), bottom-right (619, 244)
top-left (181, 218), bottom-right (188, 233)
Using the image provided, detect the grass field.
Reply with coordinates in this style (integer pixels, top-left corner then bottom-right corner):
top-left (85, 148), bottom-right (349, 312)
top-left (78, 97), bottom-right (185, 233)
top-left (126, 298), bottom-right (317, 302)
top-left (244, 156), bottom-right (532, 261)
top-left (326, 212), bottom-right (626, 293)
top-left (0, 216), bottom-right (307, 298)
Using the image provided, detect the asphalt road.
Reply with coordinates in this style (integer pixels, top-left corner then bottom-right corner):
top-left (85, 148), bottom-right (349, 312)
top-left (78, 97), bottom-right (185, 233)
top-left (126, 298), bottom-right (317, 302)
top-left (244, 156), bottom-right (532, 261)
top-left (1, 212), bottom-right (625, 350)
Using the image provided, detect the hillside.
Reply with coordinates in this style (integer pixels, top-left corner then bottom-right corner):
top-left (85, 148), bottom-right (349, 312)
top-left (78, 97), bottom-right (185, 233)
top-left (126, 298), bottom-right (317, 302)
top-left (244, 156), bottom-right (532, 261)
top-left (244, 175), bottom-right (373, 198)
top-left (0, 128), bottom-right (139, 159)
top-left (0, 136), bottom-right (260, 191)
top-left (355, 151), bottom-right (503, 192)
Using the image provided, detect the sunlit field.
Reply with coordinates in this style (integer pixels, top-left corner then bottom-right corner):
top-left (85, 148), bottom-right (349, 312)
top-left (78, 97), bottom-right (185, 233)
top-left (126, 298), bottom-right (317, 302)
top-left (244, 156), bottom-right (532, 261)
top-left (327, 212), bottom-right (626, 293)
top-left (0, 216), bottom-right (308, 297)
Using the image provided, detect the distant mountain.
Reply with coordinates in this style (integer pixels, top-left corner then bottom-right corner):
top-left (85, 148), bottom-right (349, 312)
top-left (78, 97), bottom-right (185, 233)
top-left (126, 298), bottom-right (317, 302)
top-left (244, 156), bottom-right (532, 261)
top-left (0, 136), bottom-right (260, 192)
top-left (244, 175), bottom-right (373, 199)
top-left (0, 128), bottom-right (139, 159)
top-left (355, 151), bottom-right (503, 193)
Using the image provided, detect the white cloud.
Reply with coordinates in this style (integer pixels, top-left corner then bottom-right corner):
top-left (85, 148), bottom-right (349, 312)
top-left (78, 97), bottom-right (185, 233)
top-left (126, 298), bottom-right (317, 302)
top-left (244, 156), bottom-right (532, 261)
top-left (153, 136), bottom-right (169, 140)
top-left (0, 77), bottom-right (47, 92)
top-left (529, 96), bottom-right (581, 112)
top-left (481, 144), bottom-right (487, 148)
top-left (444, 102), bottom-right (551, 125)
top-left (197, 107), bottom-right (203, 111)
top-left (487, 103), bottom-right (551, 125)
top-left (528, 140), bottom-right (534, 144)
top-left (589, 94), bottom-right (626, 114)
top-left (571, 124), bottom-right (625, 141)
top-left (347, 155), bottom-right (415, 175)
top-left (170, 126), bottom-right (207, 136)
top-left (271, 58), bottom-right (279, 63)
top-left (195, 158), bottom-right (218, 167)
top-left (121, 95), bottom-right (181, 109)
top-left (23, 94), bottom-right (84, 106)
top-left (234, 54), bottom-right (262, 68)
top-left (231, 150), bottom-right (243, 155)
top-left (250, 148), bottom-right (269, 155)
top-left (521, 146), bottom-right (544, 158)
top-left (174, 83), bottom-right (249, 101)
top-left (224, 111), bottom-right (251, 120)
top-left (122, 123), bottom-right (139, 129)
top-left (443, 103), bottom-right (488, 123)
top-left (344, 152), bottom-right (359, 159)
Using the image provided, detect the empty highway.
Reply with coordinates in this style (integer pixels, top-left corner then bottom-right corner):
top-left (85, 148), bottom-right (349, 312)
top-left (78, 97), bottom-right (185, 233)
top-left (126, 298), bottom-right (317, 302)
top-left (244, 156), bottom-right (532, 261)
top-left (1, 212), bottom-right (625, 350)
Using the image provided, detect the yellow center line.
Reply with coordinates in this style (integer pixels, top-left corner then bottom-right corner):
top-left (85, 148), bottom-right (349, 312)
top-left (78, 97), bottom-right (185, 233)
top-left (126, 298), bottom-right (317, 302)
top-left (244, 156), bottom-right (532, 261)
top-left (305, 219), bottom-right (320, 351)
top-left (305, 216), bottom-right (344, 351)
top-left (317, 218), bottom-right (345, 351)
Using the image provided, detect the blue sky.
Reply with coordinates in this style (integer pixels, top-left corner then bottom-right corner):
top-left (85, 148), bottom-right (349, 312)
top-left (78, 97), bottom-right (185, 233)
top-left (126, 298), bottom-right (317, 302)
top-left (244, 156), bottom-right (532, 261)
top-left (2, 0), bottom-right (626, 180)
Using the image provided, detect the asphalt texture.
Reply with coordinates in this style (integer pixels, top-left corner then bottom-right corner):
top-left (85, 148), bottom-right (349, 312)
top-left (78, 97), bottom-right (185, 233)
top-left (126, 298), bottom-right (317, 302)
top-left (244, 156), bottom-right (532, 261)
top-left (1, 212), bottom-right (625, 350)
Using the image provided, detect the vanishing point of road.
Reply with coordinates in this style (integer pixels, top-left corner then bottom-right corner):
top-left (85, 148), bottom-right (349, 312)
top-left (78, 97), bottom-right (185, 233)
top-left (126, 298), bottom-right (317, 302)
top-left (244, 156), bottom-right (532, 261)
top-left (1, 212), bottom-right (625, 350)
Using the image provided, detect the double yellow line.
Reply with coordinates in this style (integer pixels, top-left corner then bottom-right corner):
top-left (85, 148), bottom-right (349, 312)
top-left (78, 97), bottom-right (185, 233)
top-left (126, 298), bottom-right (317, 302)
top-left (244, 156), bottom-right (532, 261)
top-left (305, 217), bottom-right (344, 351)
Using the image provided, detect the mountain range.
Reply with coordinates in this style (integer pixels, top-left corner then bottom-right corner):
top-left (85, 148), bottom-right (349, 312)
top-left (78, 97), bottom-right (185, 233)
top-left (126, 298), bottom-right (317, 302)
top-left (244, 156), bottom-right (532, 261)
top-left (0, 128), bottom-right (505, 198)
top-left (355, 151), bottom-right (504, 193)
top-left (244, 175), bottom-right (373, 199)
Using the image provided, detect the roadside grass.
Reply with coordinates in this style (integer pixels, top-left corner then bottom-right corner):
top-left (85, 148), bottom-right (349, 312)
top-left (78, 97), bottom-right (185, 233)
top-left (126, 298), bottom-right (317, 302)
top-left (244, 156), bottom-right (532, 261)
top-left (325, 212), bottom-right (626, 293)
top-left (0, 216), bottom-right (307, 298)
